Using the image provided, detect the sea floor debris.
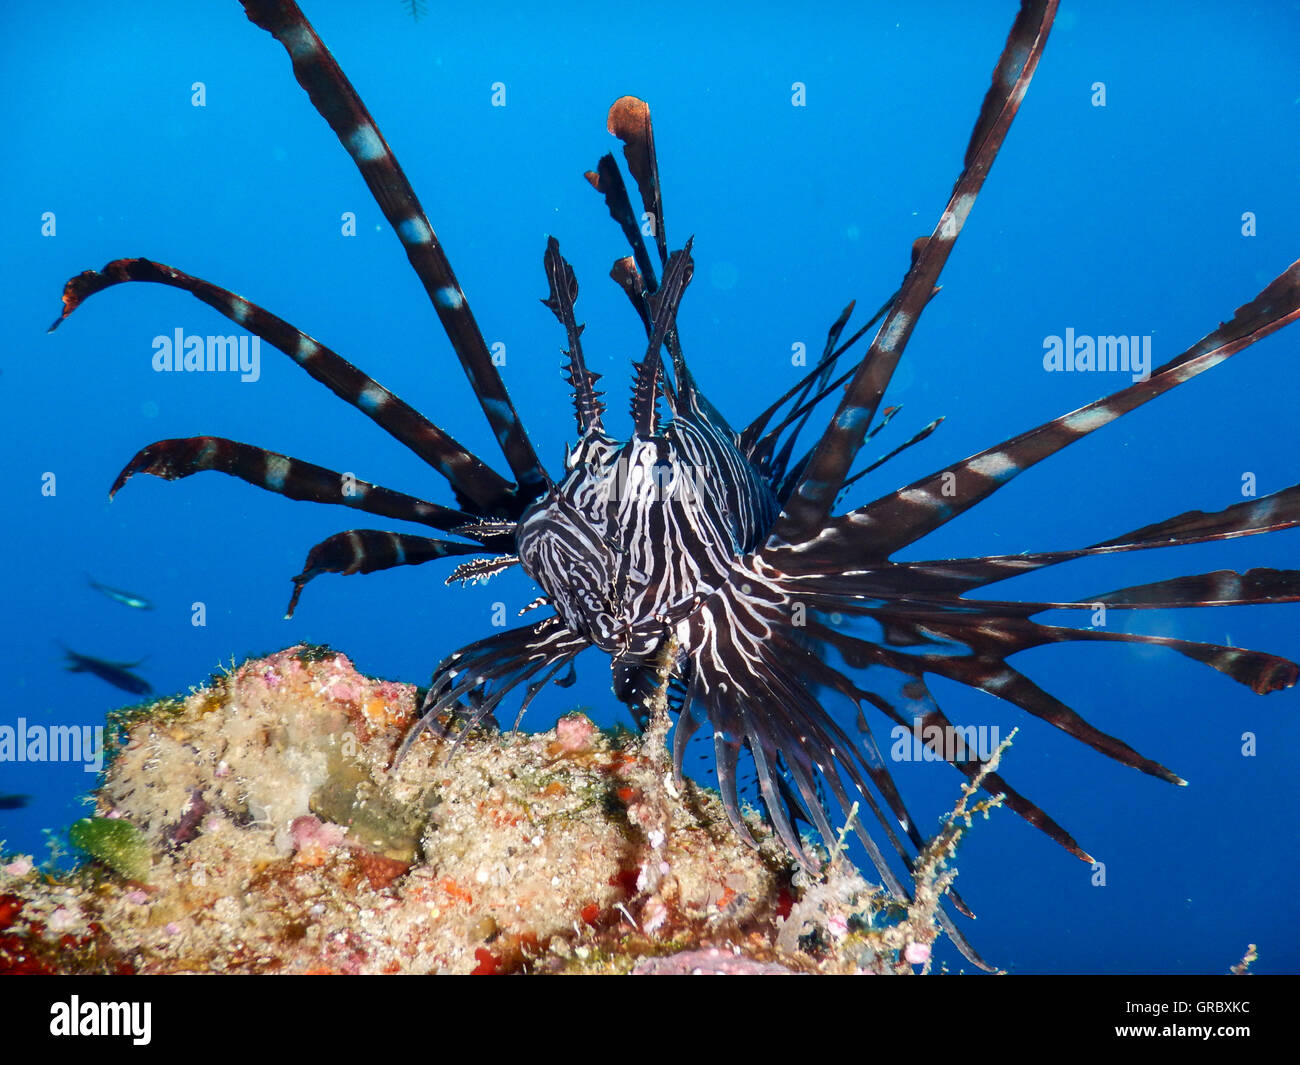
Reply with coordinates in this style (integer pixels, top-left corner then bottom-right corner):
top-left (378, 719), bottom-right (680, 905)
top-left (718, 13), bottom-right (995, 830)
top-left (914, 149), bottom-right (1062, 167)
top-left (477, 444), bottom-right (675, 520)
top-left (0, 645), bottom-right (988, 974)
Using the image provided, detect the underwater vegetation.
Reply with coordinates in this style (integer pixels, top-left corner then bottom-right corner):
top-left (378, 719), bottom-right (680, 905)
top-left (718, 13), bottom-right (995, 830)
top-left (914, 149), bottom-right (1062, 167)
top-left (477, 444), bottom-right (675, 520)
top-left (14, 2), bottom-right (1299, 971)
top-left (67, 817), bottom-right (151, 882)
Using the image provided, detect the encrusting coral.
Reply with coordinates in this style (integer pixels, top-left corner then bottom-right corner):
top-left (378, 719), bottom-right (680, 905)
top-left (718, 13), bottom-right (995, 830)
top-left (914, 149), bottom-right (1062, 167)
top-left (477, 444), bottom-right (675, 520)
top-left (0, 645), bottom-right (996, 974)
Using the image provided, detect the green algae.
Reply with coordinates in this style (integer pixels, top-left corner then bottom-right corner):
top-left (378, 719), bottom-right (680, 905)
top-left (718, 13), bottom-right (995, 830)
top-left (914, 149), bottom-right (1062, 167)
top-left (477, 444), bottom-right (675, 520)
top-left (68, 817), bottom-right (151, 881)
top-left (308, 758), bottom-right (433, 864)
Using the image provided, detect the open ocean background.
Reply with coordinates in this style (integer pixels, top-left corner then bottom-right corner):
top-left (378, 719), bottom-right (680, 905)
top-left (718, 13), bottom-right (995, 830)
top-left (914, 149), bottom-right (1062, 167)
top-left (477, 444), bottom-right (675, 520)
top-left (2, 1), bottom-right (1297, 974)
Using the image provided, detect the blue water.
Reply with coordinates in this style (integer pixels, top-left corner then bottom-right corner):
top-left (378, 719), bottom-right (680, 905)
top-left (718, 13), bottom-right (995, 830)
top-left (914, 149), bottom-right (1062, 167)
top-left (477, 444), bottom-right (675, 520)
top-left (2, 1), bottom-right (1296, 974)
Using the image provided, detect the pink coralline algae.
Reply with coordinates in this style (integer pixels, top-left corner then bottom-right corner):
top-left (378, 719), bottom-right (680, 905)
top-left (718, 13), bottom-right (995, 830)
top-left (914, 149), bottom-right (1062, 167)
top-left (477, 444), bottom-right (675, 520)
top-left (553, 713), bottom-right (599, 754)
top-left (905, 942), bottom-right (932, 966)
top-left (289, 816), bottom-right (348, 865)
top-left (2, 857), bottom-right (33, 878)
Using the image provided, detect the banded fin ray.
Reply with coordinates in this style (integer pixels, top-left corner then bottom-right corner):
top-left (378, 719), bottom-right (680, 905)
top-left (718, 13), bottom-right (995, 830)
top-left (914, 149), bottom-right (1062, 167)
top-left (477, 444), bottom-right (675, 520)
top-left (1013, 622), bottom-right (1299, 696)
top-left (764, 304), bottom-right (868, 488)
top-left (286, 529), bottom-right (486, 618)
top-left (743, 296), bottom-right (898, 479)
top-left (812, 614), bottom-right (1179, 781)
top-left (903, 650), bottom-right (1184, 785)
top-left (771, 0), bottom-right (1060, 544)
top-left (1086, 567), bottom-right (1300, 609)
top-left (868, 483), bottom-right (1300, 597)
top-left (871, 605), bottom-right (1297, 696)
top-left (1095, 483), bottom-right (1300, 549)
top-left (828, 259), bottom-right (1300, 560)
top-left (838, 416), bottom-right (945, 496)
top-left (240, 0), bottom-right (548, 500)
top-left (782, 567), bottom-right (1299, 697)
top-left (50, 256), bottom-right (514, 516)
top-left (111, 436), bottom-right (474, 534)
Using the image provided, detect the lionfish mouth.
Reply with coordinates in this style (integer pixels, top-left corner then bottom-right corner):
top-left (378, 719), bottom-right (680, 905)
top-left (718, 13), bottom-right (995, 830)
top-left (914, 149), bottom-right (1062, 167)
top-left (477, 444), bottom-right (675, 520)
top-left (49, 0), bottom-right (1300, 970)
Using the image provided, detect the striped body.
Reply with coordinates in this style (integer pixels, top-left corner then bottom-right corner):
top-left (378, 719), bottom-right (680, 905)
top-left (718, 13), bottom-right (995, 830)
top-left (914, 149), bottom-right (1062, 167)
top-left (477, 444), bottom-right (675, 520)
top-left (517, 414), bottom-right (778, 661)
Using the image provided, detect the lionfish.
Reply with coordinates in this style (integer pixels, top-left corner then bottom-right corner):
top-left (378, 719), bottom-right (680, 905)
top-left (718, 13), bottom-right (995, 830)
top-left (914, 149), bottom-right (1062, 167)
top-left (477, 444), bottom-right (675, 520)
top-left (50, 0), bottom-right (1300, 967)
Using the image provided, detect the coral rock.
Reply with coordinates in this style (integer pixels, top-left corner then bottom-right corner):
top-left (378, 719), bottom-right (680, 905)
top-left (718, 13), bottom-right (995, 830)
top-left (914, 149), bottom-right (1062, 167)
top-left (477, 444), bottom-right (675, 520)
top-left (0, 647), bottom-right (975, 974)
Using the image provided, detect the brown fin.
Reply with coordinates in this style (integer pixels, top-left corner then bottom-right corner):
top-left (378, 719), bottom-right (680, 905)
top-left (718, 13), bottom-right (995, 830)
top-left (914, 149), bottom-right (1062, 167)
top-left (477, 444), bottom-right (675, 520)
top-left (607, 96), bottom-right (666, 267)
top-left (586, 153), bottom-right (659, 291)
top-left (609, 256), bottom-right (652, 334)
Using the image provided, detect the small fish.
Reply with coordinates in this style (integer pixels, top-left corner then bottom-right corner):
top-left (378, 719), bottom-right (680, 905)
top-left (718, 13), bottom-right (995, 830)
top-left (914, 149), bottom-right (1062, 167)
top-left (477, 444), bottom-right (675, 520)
top-left (62, 647), bottom-right (152, 696)
top-left (0, 794), bottom-right (33, 811)
top-left (86, 574), bottom-right (153, 611)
